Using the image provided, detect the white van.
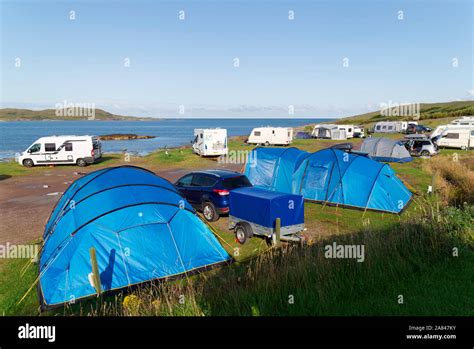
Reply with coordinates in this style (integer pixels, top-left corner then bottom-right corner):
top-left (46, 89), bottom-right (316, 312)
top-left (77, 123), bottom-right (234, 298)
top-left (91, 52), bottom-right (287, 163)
top-left (192, 128), bottom-right (228, 157)
top-left (436, 128), bottom-right (474, 150)
top-left (18, 135), bottom-right (102, 167)
top-left (353, 126), bottom-right (365, 138)
top-left (247, 127), bottom-right (293, 146)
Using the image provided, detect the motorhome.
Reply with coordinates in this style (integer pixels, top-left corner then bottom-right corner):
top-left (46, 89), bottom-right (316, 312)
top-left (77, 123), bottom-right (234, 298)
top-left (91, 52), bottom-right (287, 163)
top-left (247, 127), bottom-right (293, 146)
top-left (192, 128), bottom-right (228, 156)
top-left (373, 121), bottom-right (417, 133)
top-left (435, 128), bottom-right (474, 150)
top-left (430, 116), bottom-right (474, 138)
top-left (18, 135), bottom-right (102, 167)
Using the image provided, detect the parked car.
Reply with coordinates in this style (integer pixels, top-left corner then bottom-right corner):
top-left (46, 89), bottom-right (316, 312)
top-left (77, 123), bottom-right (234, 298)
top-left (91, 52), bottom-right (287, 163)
top-left (18, 135), bottom-right (102, 167)
top-left (402, 135), bottom-right (438, 157)
top-left (174, 170), bottom-right (252, 222)
top-left (406, 124), bottom-right (432, 134)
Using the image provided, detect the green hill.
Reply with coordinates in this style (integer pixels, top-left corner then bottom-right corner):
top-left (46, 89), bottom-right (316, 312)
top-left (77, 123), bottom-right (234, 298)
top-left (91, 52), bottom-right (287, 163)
top-left (0, 108), bottom-right (156, 121)
top-left (336, 101), bottom-right (474, 126)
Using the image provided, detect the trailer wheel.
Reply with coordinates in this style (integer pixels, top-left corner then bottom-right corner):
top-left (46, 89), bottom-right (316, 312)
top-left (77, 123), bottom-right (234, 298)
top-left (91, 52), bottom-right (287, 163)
top-left (202, 201), bottom-right (219, 222)
top-left (22, 159), bottom-right (34, 168)
top-left (76, 158), bottom-right (87, 167)
top-left (264, 141), bottom-right (270, 147)
top-left (235, 222), bottom-right (252, 245)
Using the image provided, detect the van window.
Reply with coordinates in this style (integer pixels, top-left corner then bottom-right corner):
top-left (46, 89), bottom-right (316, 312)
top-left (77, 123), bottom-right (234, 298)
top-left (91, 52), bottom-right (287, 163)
top-left (45, 143), bottom-right (56, 152)
top-left (28, 143), bottom-right (41, 153)
top-left (471, 131), bottom-right (474, 136)
top-left (388, 126), bottom-right (393, 130)
top-left (376, 126), bottom-right (381, 130)
top-left (382, 126), bottom-right (387, 129)
top-left (65, 143), bottom-right (73, 151)
top-left (272, 130), bottom-right (275, 135)
top-left (445, 133), bottom-right (459, 139)
top-left (254, 131), bottom-right (261, 136)
top-left (200, 134), bottom-right (203, 139)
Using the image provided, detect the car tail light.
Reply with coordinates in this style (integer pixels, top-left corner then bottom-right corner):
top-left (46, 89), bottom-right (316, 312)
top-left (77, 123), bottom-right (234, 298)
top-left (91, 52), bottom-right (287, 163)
top-left (91, 149), bottom-right (95, 157)
top-left (213, 189), bottom-right (230, 196)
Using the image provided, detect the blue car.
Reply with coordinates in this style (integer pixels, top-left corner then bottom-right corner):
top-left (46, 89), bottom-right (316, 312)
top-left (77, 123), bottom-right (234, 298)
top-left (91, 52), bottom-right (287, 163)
top-left (174, 169), bottom-right (252, 222)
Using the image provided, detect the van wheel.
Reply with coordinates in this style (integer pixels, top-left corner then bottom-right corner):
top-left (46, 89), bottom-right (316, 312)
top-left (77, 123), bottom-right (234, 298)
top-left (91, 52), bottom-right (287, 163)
top-left (76, 158), bottom-right (87, 167)
top-left (22, 159), bottom-right (34, 168)
top-left (202, 201), bottom-right (218, 222)
top-left (421, 150), bottom-right (430, 157)
top-left (235, 222), bottom-right (251, 245)
top-left (265, 141), bottom-right (270, 147)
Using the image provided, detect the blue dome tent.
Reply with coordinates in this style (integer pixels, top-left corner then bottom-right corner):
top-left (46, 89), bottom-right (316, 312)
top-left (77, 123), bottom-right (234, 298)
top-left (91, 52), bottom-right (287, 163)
top-left (244, 147), bottom-right (412, 213)
top-left (39, 166), bottom-right (231, 309)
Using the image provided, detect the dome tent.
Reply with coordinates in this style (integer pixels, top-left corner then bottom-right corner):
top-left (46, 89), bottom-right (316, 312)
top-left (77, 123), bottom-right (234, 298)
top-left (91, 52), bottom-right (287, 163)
top-left (360, 137), bottom-right (412, 163)
top-left (39, 166), bottom-right (231, 310)
top-left (244, 147), bottom-right (412, 213)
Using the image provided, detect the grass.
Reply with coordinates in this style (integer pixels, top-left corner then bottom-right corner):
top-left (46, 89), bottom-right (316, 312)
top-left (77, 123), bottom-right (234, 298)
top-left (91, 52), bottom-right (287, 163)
top-left (1, 127), bottom-right (473, 316)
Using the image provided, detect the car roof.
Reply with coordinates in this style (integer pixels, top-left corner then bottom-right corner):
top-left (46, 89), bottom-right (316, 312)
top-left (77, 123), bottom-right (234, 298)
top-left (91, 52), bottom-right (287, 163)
top-left (192, 169), bottom-right (243, 178)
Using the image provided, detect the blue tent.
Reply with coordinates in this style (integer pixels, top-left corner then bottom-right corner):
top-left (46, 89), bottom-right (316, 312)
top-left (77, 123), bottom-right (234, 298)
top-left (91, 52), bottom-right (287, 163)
top-left (244, 147), bottom-right (412, 213)
top-left (39, 166), bottom-right (231, 309)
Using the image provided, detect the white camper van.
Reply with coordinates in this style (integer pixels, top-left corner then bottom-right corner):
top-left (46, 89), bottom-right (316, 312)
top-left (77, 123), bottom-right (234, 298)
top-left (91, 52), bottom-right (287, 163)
top-left (247, 127), bottom-right (293, 146)
top-left (18, 135), bottom-right (102, 167)
top-left (436, 129), bottom-right (474, 150)
top-left (431, 116), bottom-right (474, 138)
top-left (192, 128), bottom-right (228, 156)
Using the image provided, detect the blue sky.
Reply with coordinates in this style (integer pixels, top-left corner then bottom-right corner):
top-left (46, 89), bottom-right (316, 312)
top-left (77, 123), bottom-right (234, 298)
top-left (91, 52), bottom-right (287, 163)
top-left (0, 0), bottom-right (472, 118)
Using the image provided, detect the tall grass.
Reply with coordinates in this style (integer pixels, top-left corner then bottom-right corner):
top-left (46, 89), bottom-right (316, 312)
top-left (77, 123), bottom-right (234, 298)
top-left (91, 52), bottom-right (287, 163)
top-left (77, 199), bottom-right (473, 316)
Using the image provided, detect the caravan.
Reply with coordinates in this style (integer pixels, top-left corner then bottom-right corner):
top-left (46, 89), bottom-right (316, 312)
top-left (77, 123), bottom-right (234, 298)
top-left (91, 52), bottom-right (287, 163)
top-left (247, 127), bottom-right (293, 146)
top-left (337, 125), bottom-right (355, 138)
top-left (192, 128), bottom-right (228, 156)
top-left (18, 135), bottom-right (102, 167)
top-left (431, 116), bottom-right (474, 138)
top-left (373, 121), bottom-right (418, 134)
top-left (312, 124), bottom-right (347, 140)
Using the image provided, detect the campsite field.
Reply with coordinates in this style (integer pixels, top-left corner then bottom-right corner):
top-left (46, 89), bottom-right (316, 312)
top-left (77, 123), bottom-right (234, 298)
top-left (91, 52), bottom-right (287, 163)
top-left (0, 131), bottom-right (473, 316)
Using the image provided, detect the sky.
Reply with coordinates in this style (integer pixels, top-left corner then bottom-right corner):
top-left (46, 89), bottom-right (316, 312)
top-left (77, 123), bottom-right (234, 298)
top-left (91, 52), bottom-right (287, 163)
top-left (0, 0), bottom-right (472, 118)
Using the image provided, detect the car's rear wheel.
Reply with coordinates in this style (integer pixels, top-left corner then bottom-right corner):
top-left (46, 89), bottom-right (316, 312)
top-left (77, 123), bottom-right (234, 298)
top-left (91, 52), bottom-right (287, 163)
top-left (202, 201), bottom-right (218, 222)
top-left (22, 159), bottom-right (34, 168)
top-left (76, 158), bottom-right (87, 167)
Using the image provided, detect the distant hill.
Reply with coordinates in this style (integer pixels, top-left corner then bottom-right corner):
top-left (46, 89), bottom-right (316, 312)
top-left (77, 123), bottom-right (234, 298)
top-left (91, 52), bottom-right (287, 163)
top-left (0, 108), bottom-right (156, 121)
top-left (336, 101), bottom-right (474, 126)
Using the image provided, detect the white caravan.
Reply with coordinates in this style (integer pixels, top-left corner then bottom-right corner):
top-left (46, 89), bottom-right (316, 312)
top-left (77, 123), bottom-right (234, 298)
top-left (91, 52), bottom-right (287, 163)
top-left (312, 124), bottom-right (347, 140)
top-left (373, 121), bottom-right (418, 133)
top-left (18, 135), bottom-right (102, 167)
top-left (192, 128), bottom-right (228, 156)
top-left (247, 127), bottom-right (293, 146)
top-left (337, 125), bottom-right (355, 138)
top-left (436, 128), bottom-right (474, 150)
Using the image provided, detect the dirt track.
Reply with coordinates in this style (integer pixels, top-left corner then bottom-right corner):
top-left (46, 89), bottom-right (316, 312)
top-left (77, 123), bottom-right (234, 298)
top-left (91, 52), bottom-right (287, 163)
top-left (0, 162), bottom-right (240, 245)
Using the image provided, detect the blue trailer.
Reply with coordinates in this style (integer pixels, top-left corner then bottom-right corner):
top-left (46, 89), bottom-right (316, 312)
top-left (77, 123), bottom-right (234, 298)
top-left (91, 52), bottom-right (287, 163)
top-left (229, 187), bottom-right (305, 244)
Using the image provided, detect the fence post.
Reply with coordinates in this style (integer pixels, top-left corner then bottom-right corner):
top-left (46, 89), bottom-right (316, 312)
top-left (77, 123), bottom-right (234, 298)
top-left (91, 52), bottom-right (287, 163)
top-left (274, 217), bottom-right (281, 247)
top-left (90, 247), bottom-right (102, 296)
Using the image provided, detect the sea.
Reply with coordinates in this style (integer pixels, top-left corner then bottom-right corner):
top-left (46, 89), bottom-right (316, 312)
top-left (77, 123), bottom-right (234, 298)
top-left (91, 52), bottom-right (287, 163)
top-left (0, 118), bottom-right (332, 160)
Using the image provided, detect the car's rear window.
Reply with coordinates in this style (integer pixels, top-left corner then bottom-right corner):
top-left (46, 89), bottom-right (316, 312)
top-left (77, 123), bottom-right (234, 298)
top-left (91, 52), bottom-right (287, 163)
top-left (222, 176), bottom-right (252, 189)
